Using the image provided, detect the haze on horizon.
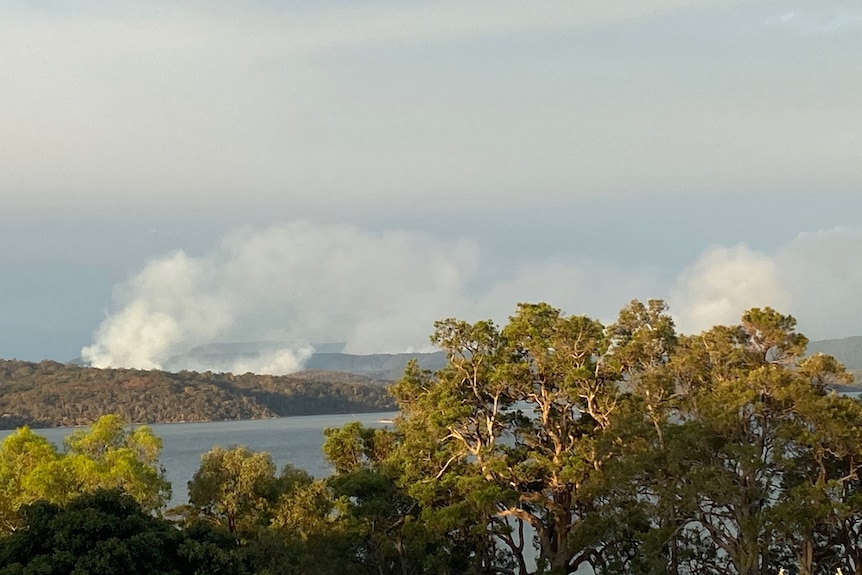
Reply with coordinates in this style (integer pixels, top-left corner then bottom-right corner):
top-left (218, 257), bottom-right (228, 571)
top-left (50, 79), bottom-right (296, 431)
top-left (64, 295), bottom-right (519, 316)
top-left (2, 1), bottom-right (862, 374)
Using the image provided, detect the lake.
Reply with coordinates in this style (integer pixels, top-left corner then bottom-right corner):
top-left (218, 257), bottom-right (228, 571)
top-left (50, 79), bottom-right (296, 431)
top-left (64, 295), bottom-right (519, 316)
top-left (0, 411), bottom-right (397, 507)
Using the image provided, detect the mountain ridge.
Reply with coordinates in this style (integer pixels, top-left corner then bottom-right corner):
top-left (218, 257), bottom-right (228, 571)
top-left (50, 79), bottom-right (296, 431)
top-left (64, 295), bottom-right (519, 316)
top-left (807, 335), bottom-right (862, 371)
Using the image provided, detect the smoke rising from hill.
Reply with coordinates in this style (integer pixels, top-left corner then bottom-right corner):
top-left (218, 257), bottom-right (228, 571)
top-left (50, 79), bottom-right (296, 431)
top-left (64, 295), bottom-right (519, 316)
top-left (81, 223), bottom-right (862, 374)
top-left (81, 223), bottom-right (477, 373)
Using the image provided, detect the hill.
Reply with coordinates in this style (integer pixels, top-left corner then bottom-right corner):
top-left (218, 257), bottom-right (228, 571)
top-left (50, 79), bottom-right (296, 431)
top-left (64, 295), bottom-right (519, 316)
top-left (304, 351), bottom-right (447, 380)
top-left (162, 342), bottom-right (447, 380)
top-left (0, 360), bottom-right (396, 429)
top-left (76, 343), bottom-right (448, 380)
top-left (808, 335), bottom-right (862, 370)
top-left (807, 335), bottom-right (862, 384)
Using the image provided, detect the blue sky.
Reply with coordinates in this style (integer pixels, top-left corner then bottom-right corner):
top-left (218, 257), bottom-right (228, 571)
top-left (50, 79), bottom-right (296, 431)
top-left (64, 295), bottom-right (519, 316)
top-left (2, 1), bottom-right (862, 372)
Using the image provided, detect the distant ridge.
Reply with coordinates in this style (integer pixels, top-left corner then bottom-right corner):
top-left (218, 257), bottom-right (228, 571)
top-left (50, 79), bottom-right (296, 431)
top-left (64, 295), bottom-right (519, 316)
top-left (69, 336), bottom-right (862, 384)
top-left (74, 342), bottom-right (447, 380)
top-left (305, 352), bottom-right (447, 381)
top-left (807, 336), bottom-right (862, 384)
top-left (165, 342), bottom-right (446, 379)
top-left (807, 336), bottom-right (862, 370)
top-left (18, 334), bottom-right (862, 430)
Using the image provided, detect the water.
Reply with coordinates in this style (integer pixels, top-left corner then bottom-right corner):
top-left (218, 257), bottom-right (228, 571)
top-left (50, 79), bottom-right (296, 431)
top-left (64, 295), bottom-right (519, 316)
top-left (0, 411), bottom-right (397, 506)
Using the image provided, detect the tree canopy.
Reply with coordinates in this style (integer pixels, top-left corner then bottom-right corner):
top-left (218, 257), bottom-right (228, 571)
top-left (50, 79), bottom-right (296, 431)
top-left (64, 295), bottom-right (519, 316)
top-left (0, 415), bottom-right (169, 534)
top-left (380, 301), bottom-right (862, 575)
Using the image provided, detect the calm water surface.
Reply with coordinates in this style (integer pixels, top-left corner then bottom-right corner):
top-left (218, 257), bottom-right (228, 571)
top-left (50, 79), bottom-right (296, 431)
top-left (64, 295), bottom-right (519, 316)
top-left (1, 411), bottom-right (397, 506)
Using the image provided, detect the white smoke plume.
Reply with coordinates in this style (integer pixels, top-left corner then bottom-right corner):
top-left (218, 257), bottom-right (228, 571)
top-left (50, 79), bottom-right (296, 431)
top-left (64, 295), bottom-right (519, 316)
top-left (669, 228), bottom-right (862, 340)
top-left (669, 244), bottom-right (790, 335)
top-left (82, 222), bottom-right (477, 373)
top-left (772, 227), bottom-right (862, 340)
top-left (164, 346), bottom-right (316, 376)
top-left (82, 252), bottom-right (234, 370)
top-left (471, 259), bottom-right (664, 326)
top-left (83, 222), bottom-right (862, 374)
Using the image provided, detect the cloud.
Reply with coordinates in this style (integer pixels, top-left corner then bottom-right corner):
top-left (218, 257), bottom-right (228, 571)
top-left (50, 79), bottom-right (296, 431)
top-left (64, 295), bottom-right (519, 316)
top-left (3, 0), bottom-right (862, 227)
top-left (244, 0), bottom-right (734, 50)
top-left (2, 1), bottom-right (735, 52)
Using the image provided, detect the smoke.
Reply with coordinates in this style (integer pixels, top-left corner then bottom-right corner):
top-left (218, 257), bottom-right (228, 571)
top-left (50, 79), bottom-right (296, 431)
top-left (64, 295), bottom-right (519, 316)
top-left (82, 222), bottom-right (477, 373)
top-left (670, 228), bottom-right (862, 340)
top-left (669, 244), bottom-right (790, 335)
top-left (161, 346), bottom-right (316, 376)
top-left (81, 252), bottom-right (233, 370)
top-left (772, 227), bottom-right (862, 340)
top-left (82, 222), bottom-right (862, 374)
top-left (471, 259), bottom-right (664, 325)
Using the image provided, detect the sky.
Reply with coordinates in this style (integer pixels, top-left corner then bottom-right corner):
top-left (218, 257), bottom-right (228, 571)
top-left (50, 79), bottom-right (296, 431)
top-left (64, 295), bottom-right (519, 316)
top-left (2, 0), bottom-right (862, 373)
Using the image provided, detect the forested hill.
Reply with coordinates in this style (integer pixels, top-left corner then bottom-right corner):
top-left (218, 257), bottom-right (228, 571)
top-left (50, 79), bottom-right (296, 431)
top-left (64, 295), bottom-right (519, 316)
top-left (0, 359), bottom-right (396, 429)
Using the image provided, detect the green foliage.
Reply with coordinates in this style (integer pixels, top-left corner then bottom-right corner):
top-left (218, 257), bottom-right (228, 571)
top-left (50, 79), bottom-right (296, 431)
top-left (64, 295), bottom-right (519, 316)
top-left (387, 301), bottom-right (678, 574)
top-left (180, 444), bottom-right (354, 575)
top-left (177, 521), bottom-right (251, 575)
top-left (630, 308), bottom-right (862, 575)
top-left (0, 428), bottom-right (62, 533)
top-left (186, 445), bottom-right (278, 535)
top-left (182, 444), bottom-right (319, 540)
top-left (0, 416), bottom-right (169, 534)
top-left (0, 490), bottom-right (254, 575)
top-left (0, 489), bottom-right (184, 575)
top-left (64, 414), bottom-right (170, 512)
top-left (323, 421), bottom-right (395, 474)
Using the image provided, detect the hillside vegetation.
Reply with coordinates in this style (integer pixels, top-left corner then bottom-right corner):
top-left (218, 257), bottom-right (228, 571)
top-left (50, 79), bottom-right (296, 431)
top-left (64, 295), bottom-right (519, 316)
top-left (0, 360), bottom-right (396, 429)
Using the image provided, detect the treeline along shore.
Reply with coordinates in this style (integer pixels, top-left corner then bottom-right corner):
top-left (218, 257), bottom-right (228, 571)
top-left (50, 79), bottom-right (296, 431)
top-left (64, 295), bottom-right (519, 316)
top-left (0, 360), bottom-right (397, 429)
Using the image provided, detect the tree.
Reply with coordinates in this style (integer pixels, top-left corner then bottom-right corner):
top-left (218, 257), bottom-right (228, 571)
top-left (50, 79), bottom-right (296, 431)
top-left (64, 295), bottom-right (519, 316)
top-left (320, 420), bottom-right (491, 575)
top-left (64, 414), bottom-right (170, 512)
top-left (387, 302), bottom-right (862, 575)
top-left (389, 301), bottom-right (678, 574)
top-left (177, 520), bottom-right (252, 575)
top-left (0, 415), bottom-right (170, 534)
top-left (0, 428), bottom-right (63, 533)
top-left (323, 421), bottom-right (394, 475)
top-left (0, 489), bottom-right (186, 575)
top-left (390, 317), bottom-right (532, 573)
top-left (632, 307), bottom-right (862, 575)
top-left (185, 445), bottom-right (279, 535)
